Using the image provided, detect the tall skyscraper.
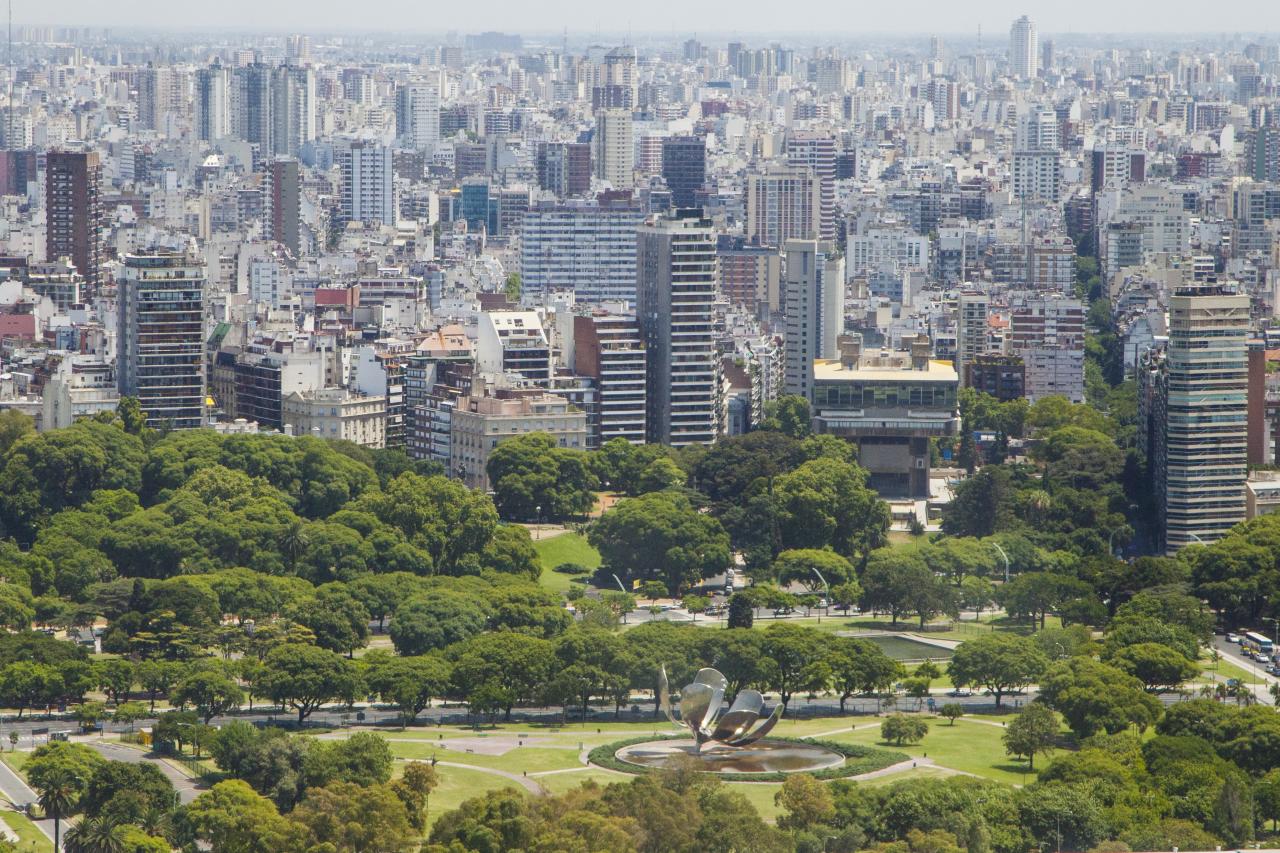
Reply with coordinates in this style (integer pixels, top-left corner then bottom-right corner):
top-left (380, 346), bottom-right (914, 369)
top-left (1245, 126), bottom-right (1280, 183)
top-left (339, 138), bottom-right (395, 225)
top-left (135, 65), bottom-right (172, 131)
top-left (594, 108), bottom-right (634, 189)
top-left (117, 253), bottom-right (207, 431)
top-left (1012, 106), bottom-right (1062, 202)
top-left (636, 210), bottom-right (721, 446)
top-left (1150, 289), bottom-right (1250, 553)
top-left (746, 163), bottom-right (823, 246)
top-left (784, 132), bottom-right (837, 240)
top-left (661, 135), bottom-right (706, 209)
top-left (194, 64), bottom-right (230, 142)
top-left (782, 239), bottom-right (844, 401)
top-left (266, 158), bottom-right (301, 256)
top-left (395, 83), bottom-right (441, 153)
top-left (45, 149), bottom-right (103, 290)
top-left (1009, 15), bottom-right (1038, 80)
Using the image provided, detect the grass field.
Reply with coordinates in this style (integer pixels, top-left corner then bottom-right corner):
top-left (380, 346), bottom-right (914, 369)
top-left (822, 715), bottom-right (1055, 786)
top-left (533, 532), bottom-right (601, 594)
top-left (427, 765), bottom-right (521, 830)
top-left (0, 808), bottom-right (51, 851)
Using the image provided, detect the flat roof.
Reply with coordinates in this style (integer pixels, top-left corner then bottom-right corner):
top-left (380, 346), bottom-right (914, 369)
top-left (814, 358), bottom-right (959, 384)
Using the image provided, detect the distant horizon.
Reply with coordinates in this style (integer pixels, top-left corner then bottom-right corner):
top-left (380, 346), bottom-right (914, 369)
top-left (31, 0), bottom-right (1280, 40)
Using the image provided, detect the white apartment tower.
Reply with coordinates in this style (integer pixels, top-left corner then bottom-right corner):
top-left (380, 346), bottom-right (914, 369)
top-left (637, 211), bottom-right (721, 446)
top-left (955, 290), bottom-right (990, 386)
top-left (783, 240), bottom-right (844, 401)
top-left (594, 109), bottom-right (634, 189)
top-left (520, 205), bottom-right (646, 304)
top-left (194, 64), bottom-right (230, 142)
top-left (395, 83), bottom-right (441, 153)
top-left (1009, 16), bottom-right (1038, 80)
top-left (340, 138), bottom-right (395, 226)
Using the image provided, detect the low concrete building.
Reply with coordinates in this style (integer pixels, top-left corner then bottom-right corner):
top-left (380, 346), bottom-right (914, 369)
top-left (811, 333), bottom-right (960, 498)
top-left (450, 392), bottom-right (588, 490)
top-left (282, 388), bottom-right (386, 448)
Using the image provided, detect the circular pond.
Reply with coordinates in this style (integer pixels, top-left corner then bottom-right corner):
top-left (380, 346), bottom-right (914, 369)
top-left (614, 738), bottom-right (845, 774)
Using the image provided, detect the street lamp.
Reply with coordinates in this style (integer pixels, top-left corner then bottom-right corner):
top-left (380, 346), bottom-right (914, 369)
top-left (990, 541), bottom-right (1010, 584)
top-left (811, 567), bottom-right (830, 624)
top-left (535, 505), bottom-right (542, 541)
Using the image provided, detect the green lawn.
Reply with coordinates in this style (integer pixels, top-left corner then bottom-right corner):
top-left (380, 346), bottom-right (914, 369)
top-left (823, 715), bottom-right (1056, 786)
top-left (390, 743), bottom-right (583, 774)
top-left (533, 532), bottom-right (601, 594)
top-left (427, 766), bottom-right (521, 830)
top-left (0, 751), bottom-right (28, 776)
top-left (536, 768), bottom-right (628, 794)
top-left (726, 781), bottom-right (783, 822)
top-left (0, 808), bottom-right (51, 851)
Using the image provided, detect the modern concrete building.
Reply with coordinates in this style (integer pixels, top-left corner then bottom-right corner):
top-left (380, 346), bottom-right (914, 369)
top-left (519, 204), bottom-right (645, 303)
top-left (955, 290), bottom-right (990, 387)
top-left (535, 142), bottom-right (591, 198)
top-left (117, 253), bottom-right (207, 431)
top-left (593, 108), bottom-right (634, 189)
top-left (1009, 295), bottom-right (1085, 402)
top-left (194, 64), bottom-right (230, 142)
top-left (637, 210), bottom-right (721, 446)
top-left (450, 393), bottom-right (588, 490)
top-left (661, 135), bottom-right (707, 209)
top-left (283, 388), bottom-right (386, 448)
top-left (566, 309), bottom-right (647, 447)
top-left (1009, 15), bottom-right (1038, 80)
top-left (45, 150), bottom-right (103, 290)
top-left (745, 163), bottom-right (823, 247)
top-left (266, 158), bottom-right (300, 256)
top-left (394, 83), bottom-right (440, 153)
top-left (811, 334), bottom-right (959, 497)
top-left (782, 239), bottom-right (844, 401)
top-left (476, 311), bottom-right (552, 384)
top-left (339, 138), bottom-right (395, 226)
top-left (784, 132), bottom-right (837, 240)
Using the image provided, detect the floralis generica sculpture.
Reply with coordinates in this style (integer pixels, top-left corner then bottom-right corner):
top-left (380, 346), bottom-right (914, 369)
top-left (657, 666), bottom-right (783, 751)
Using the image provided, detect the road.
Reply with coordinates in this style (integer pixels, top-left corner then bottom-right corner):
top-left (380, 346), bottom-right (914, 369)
top-left (0, 747), bottom-right (55, 843)
top-left (1211, 635), bottom-right (1278, 704)
top-left (85, 741), bottom-right (201, 804)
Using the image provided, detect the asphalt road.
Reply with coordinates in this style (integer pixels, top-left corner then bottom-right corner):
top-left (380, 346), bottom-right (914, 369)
top-left (0, 748), bottom-right (55, 843)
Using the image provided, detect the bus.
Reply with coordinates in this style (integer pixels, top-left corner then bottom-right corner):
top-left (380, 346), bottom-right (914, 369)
top-left (1242, 631), bottom-right (1274, 656)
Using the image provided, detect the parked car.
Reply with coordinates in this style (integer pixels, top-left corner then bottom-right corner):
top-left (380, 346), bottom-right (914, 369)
top-left (1226, 633), bottom-right (1242, 643)
top-left (947, 688), bottom-right (973, 697)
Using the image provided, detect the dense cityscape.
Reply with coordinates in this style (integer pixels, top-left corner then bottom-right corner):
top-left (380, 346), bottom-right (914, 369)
top-left (0, 9), bottom-right (1276, 853)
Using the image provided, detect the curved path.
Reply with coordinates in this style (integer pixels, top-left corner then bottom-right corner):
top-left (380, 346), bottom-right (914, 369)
top-left (429, 760), bottom-right (546, 795)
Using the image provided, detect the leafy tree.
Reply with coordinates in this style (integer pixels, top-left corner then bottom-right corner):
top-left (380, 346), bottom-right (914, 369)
top-left (726, 594), bottom-right (754, 629)
top-left (348, 572), bottom-right (424, 633)
top-left (761, 395), bottom-right (813, 438)
top-left (63, 814), bottom-right (128, 853)
top-left (1109, 643), bottom-right (1199, 693)
top-left (184, 779), bottom-right (299, 853)
top-left (774, 772), bottom-right (835, 829)
top-left (861, 548), bottom-right (957, 628)
top-left (479, 524), bottom-right (541, 581)
top-left (447, 632), bottom-right (556, 721)
top-left (1038, 658), bottom-right (1163, 739)
top-left (287, 583), bottom-right (370, 657)
top-left (760, 624), bottom-right (829, 707)
top-left (171, 669), bottom-right (244, 724)
top-left (588, 490), bottom-right (732, 595)
top-left (771, 548), bottom-right (856, 591)
top-left (364, 654), bottom-right (452, 726)
top-left (946, 635), bottom-right (1047, 708)
top-left (997, 572), bottom-right (1095, 629)
top-left (92, 659), bottom-right (135, 706)
top-left (827, 637), bottom-right (901, 712)
top-left (881, 713), bottom-right (929, 745)
top-left (389, 591), bottom-right (488, 655)
top-left (36, 768), bottom-right (82, 853)
top-left (773, 457), bottom-right (889, 563)
top-left (291, 780), bottom-right (413, 852)
top-left (81, 761), bottom-right (175, 823)
top-left (390, 761), bottom-right (438, 832)
top-left (0, 661), bottom-right (63, 718)
top-left (1003, 703), bottom-right (1059, 769)
top-left (940, 703), bottom-right (964, 725)
top-left (486, 432), bottom-right (598, 522)
top-left (258, 644), bottom-right (360, 724)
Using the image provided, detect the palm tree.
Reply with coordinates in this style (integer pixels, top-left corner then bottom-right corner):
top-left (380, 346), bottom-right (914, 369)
top-left (280, 520), bottom-right (310, 573)
top-left (137, 804), bottom-right (174, 842)
top-left (63, 815), bottom-right (126, 853)
top-left (35, 768), bottom-right (78, 853)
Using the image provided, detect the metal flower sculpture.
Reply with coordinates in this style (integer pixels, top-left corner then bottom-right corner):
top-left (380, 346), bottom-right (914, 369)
top-left (658, 666), bottom-right (783, 751)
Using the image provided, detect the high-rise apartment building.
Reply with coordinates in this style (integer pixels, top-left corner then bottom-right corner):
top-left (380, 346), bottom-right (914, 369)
top-left (45, 149), bottom-right (103, 290)
top-left (955, 291), bottom-right (990, 387)
top-left (266, 158), bottom-right (301, 256)
top-left (535, 142), bottom-right (591, 198)
top-left (1009, 295), bottom-right (1085, 402)
top-left (394, 83), bottom-right (441, 153)
top-left (661, 135), bottom-right (706, 209)
top-left (785, 132), bottom-right (837, 239)
top-left (194, 64), bottom-right (230, 142)
top-left (339, 138), bottom-right (395, 225)
top-left (782, 239), bottom-right (844, 401)
top-left (117, 253), bottom-right (207, 431)
top-left (1009, 15), bottom-right (1038, 80)
top-left (1149, 289), bottom-right (1250, 553)
top-left (745, 163), bottom-right (823, 247)
top-left (1245, 127), bottom-right (1280, 183)
top-left (519, 205), bottom-right (645, 303)
top-left (636, 210), bottom-right (721, 446)
top-left (594, 108), bottom-right (634, 189)
top-left (571, 310), bottom-right (647, 447)
top-left (1012, 106), bottom-right (1062, 202)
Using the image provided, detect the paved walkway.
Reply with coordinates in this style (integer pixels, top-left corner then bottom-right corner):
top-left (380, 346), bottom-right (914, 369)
top-left (432, 760), bottom-right (546, 794)
top-left (0, 814), bottom-right (16, 842)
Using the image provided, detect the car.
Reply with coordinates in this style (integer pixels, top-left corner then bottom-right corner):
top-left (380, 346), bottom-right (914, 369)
top-left (833, 603), bottom-right (851, 611)
top-left (1226, 633), bottom-right (1242, 643)
top-left (947, 688), bottom-right (973, 697)
top-left (1259, 653), bottom-right (1273, 664)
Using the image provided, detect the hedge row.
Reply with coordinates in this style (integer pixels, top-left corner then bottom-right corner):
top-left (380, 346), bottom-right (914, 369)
top-left (587, 734), bottom-right (909, 782)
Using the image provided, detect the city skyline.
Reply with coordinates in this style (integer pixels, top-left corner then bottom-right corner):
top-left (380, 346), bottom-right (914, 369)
top-left (38, 2), bottom-right (1280, 36)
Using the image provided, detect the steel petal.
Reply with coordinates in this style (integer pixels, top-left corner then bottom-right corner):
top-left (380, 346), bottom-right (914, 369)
top-left (709, 708), bottom-right (761, 743)
top-left (679, 682), bottom-right (715, 739)
top-left (657, 666), bottom-right (681, 728)
top-left (726, 703), bottom-right (784, 746)
top-left (693, 668), bottom-right (728, 693)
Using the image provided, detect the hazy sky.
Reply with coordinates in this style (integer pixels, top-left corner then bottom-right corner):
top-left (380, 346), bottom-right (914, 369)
top-left (39, 0), bottom-right (1280, 37)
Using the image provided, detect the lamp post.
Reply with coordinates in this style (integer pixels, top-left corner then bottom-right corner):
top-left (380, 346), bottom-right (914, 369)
top-left (535, 505), bottom-right (541, 541)
top-left (811, 567), bottom-right (830, 624)
top-left (990, 541), bottom-right (1010, 584)
top-left (611, 573), bottom-right (629, 623)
